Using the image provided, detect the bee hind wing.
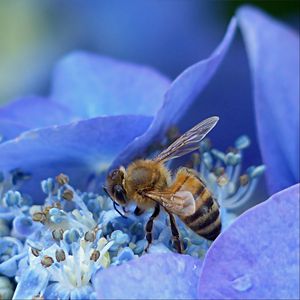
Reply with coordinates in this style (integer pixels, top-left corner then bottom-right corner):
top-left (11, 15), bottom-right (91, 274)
top-left (144, 190), bottom-right (195, 217)
top-left (173, 191), bottom-right (196, 216)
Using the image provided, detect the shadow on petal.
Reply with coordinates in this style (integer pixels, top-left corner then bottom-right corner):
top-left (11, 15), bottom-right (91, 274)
top-left (0, 115), bottom-right (152, 202)
top-left (198, 184), bottom-right (300, 299)
top-left (94, 253), bottom-right (202, 299)
top-left (113, 18), bottom-right (237, 166)
top-left (0, 97), bottom-right (75, 136)
top-left (238, 6), bottom-right (300, 194)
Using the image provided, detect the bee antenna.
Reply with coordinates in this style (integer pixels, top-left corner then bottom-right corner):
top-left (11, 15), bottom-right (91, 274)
top-left (113, 201), bottom-right (127, 219)
top-left (103, 186), bottom-right (109, 196)
top-left (102, 185), bottom-right (127, 219)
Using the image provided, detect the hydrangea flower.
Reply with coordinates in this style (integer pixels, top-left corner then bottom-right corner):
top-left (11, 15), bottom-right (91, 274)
top-left (0, 5), bottom-right (299, 300)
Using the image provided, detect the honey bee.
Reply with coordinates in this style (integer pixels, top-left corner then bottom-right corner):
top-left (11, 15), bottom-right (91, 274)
top-left (104, 117), bottom-right (221, 253)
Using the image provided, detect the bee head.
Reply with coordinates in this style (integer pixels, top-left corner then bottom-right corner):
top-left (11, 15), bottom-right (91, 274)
top-left (104, 167), bottom-right (128, 206)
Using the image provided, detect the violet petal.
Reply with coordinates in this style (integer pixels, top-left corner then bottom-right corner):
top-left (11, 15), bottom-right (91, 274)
top-left (0, 115), bottom-right (152, 202)
top-left (198, 184), bottom-right (300, 299)
top-left (94, 253), bottom-right (202, 299)
top-left (113, 18), bottom-right (237, 166)
top-left (238, 6), bottom-right (300, 194)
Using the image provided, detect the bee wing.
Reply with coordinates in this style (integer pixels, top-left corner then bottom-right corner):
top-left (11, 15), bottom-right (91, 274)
top-left (144, 190), bottom-right (195, 217)
top-left (154, 116), bottom-right (219, 163)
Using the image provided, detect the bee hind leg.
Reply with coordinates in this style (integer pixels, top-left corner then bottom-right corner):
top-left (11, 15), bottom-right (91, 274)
top-left (134, 206), bottom-right (145, 216)
top-left (145, 203), bottom-right (160, 253)
top-left (168, 212), bottom-right (183, 254)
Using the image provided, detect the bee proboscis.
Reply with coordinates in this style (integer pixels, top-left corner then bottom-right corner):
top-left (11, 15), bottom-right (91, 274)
top-left (105, 116), bottom-right (221, 253)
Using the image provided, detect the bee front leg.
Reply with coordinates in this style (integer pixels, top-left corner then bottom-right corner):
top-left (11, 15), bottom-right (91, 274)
top-left (145, 203), bottom-right (160, 253)
top-left (168, 212), bottom-right (183, 254)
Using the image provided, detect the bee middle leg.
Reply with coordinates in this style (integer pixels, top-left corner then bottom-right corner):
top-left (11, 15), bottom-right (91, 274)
top-left (168, 212), bottom-right (182, 254)
top-left (145, 203), bottom-right (160, 252)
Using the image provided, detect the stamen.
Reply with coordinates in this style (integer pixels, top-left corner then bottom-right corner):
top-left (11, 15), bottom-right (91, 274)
top-left (240, 174), bottom-right (249, 186)
top-left (32, 294), bottom-right (44, 300)
top-left (32, 212), bottom-right (46, 224)
top-left (90, 250), bottom-right (100, 262)
top-left (31, 248), bottom-right (40, 257)
top-left (56, 173), bottom-right (69, 185)
top-left (41, 255), bottom-right (54, 268)
top-left (84, 231), bottom-right (96, 242)
top-left (62, 189), bottom-right (74, 201)
top-left (55, 249), bottom-right (66, 262)
top-left (52, 229), bottom-right (64, 241)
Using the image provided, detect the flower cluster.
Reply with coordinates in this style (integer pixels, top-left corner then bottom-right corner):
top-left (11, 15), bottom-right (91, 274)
top-left (0, 134), bottom-right (265, 299)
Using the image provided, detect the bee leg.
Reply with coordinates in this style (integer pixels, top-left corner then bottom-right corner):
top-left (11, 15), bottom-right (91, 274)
top-left (145, 203), bottom-right (160, 253)
top-left (168, 212), bottom-right (182, 254)
top-left (134, 206), bottom-right (145, 216)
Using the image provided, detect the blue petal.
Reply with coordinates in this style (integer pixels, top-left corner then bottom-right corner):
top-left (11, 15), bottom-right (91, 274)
top-left (0, 97), bottom-right (74, 135)
top-left (94, 253), bottom-right (202, 299)
top-left (13, 215), bottom-right (42, 237)
top-left (0, 237), bottom-right (25, 277)
top-left (0, 115), bottom-right (152, 202)
top-left (0, 254), bottom-right (25, 277)
top-left (13, 265), bottom-right (49, 300)
top-left (51, 51), bottom-right (171, 118)
top-left (198, 184), bottom-right (300, 299)
top-left (113, 18), bottom-right (237, 166)
top-left (237, 6), bottom-right (300, 194)
top-left (44, 283), bottom-right (70, 300)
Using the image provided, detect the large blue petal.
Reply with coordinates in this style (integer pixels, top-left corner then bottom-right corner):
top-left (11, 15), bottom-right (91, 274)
top-left (0, 97), bottom-right (75, 135)
top-left (0, 115), bottom-right (152, 202)
top-left (198, 184), bottom-right (299, 299)
top-left (94, 253), bottom-right (202, 299)
top-left (237, 6), bottom-right (300, 194)
top-left (113, 18), bottom-right (237, 166)
top-left (51, 51), bottom-right (171, 118)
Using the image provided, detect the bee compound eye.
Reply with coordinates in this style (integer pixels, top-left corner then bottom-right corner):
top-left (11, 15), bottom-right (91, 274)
top-left (110, 170), bottom-right (118, 180)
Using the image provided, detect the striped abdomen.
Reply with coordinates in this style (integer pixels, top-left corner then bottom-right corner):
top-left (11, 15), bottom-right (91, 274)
top-left (173, 168), bottom-right (221, 241)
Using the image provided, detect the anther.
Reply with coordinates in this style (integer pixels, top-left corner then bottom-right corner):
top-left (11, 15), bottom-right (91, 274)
top-left (53, 202), bottom-right (61, 208)
top-left (214, 167), bottom-right (225, 177)
top-left (55, 249), bottom-right (66, 262)
top-left (84, 231), bottom-right (96, 242)
top-left (52, 229), bottom-right (64, 241)
top-left (56, 173), bottom-right (69, 185)
top-left (62, 189), bottom-right (73, 201)
top-left (240, 174), bottom-right (249, 186)
top-left (226, 146), bottom-right (238, 154)
top-left (90, 250), bottom-right (100, 262)
top-left (41, 255), bottom-right (54, 268)
top-left (32, 294), bottom-right (44, 300)
top-left (31, 248), bottom-right (40, 257)
top-left (32, 212), bottom-right (46, 223)
top-left (217, 175), bottom-right (229, 186)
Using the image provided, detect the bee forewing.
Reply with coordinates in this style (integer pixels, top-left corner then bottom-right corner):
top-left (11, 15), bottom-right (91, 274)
top-left (154, 116), bottom-right (219, 163)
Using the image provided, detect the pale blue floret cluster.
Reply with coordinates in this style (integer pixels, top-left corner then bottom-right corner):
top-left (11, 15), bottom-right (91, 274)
top-left (0, 136), bottom-right (264, 299)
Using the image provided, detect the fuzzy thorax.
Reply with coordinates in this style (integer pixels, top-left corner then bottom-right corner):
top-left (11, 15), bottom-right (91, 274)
top-left (124, 159), bottom-right (171, 209)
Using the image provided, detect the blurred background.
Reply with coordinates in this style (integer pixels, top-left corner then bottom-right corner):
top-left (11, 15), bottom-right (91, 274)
top-left (0, 0), bottom-right (299, 105)
top-left (0, 0), bottom-right (299, 201)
